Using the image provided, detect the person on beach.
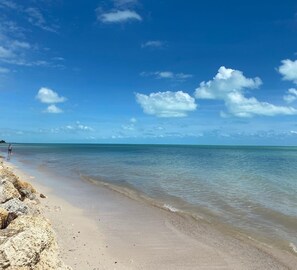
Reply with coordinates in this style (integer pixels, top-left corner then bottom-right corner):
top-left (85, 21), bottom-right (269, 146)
top-left (7, 144), bottom-right (12, 160)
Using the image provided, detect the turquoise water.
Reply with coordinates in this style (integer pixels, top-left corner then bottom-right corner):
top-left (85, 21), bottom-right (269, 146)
top-left (1, 143), bottom-right (297, 252)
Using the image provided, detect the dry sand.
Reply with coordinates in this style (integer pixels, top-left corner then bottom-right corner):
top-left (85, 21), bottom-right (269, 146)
top-left (6, 160), bottom-right (297, 270)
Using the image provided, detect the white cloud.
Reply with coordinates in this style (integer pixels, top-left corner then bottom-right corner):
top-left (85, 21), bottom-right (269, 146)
top-left (36, 87), bottom-right (67, 104)
top-left (156, 71), bottom-right (174, 79)
top-left (98, 9), bottom-right (142, 23)
top-left (141, 40), bottom-right (164, 48)
top-left (44, 104), bottom-right (63, 114)
top-left (141, 71), bottom-right (193, 80)
top-left (195, 66), bottom-right (262, 100)
top-left (195, 66), bottom-right (297, 117)
top-left (283, 88), bottom-right (297, 103)
top-left (130, 117), bottom-right (137, 123)
top-left (136, 91), bottom-right (197, 117)
top-left (278, 59), bottom-right (297, 84)
top-left (225, 92), bottom-right (297, 117)
top-left (65, 122), bottom-right (93, 131)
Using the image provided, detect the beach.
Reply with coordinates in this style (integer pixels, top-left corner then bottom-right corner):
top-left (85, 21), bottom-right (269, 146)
top-left (3, 152), bottom-right (297, 270)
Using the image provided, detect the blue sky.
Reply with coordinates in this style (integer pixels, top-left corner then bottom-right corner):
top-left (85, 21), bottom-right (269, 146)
top-left (0, 0), bottom-right (297, 145)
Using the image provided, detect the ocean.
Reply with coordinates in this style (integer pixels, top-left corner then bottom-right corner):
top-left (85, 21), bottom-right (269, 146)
top-left (1, 143), bottom-right (297, 253)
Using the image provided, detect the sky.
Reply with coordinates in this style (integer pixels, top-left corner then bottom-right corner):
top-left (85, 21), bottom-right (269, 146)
top-left (0, 0), bottom-right (297, 145)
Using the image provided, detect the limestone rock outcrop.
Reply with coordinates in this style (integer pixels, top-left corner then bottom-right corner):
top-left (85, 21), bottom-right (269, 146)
top-left (0, 215), bottom-right (70, 270)
top-left (0, 180), bottom-right (21, 203)
top-left (0, 161), bottom-right (72, 270)
top-left (0, 208), bottom-right (8, 229)
top-left (1, 198), bottom-right (30, 216)
top-left (14, 180), bottom-right (37, 200)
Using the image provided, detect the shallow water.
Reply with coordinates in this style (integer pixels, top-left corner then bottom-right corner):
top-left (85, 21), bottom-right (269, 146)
top-left (1, 143), bottom-right (297, 253)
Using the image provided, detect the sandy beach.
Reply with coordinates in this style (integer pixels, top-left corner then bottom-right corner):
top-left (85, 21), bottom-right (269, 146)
top-left (1, 158), bottom-right (294, 270)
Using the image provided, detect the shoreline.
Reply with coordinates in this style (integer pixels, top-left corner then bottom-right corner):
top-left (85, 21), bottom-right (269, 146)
top-left (4, 157), bottom-right (297, 269)
top-left (81, 174), bottom-right (297, 255)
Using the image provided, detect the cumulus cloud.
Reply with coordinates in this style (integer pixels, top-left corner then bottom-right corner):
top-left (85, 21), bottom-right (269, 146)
top-left (195, 66), bottom-right (262, 100)
top-left (44, 104), bottom-right (63, 114)
top-left (136, 91), bottom-right (197, 117)
top-left (278, 59), bottom-right (297, 84)
top-left (195, 66), bottom-right (297, 117)
top-left (283, 88), bottom-right (297, 103)
top-left (141, 71), bottom-right (193, 80)
top-left (141, 40), bottom-right (164, 48)
top-left (225, 92), bottom-right (297, 117)
top-left (97, 9), bottom-right (142, 23)
top-left (36, 87), bottom-right (67, 104)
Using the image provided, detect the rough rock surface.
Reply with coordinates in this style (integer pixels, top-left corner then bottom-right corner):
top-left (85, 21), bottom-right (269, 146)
top-left (1, 198), bottom-right (30, 216)
top-left (0, 180), bottom-right (21, 203)
top-left (0, 165), bottom-right (36, 201)
top-left (0, 208), bottom-right (8, 229)
top-left (14, 180), bottom-right (37, 200)
top-left (0, 215), bottom-right (70, 270)
top-left (0, 161), bottom-right (71, 270)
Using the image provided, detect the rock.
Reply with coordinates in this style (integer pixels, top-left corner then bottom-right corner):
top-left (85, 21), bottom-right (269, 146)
top-left (12, 179), bottom-right (36, 201)
top-left (0, 163), bottom-right (71, 269)
top-left (23, 198), bottom-right (41, 215)
top-left (40, 193), bottom-right (46, 199)
top-left (1, 198), bottom-right (30, 216)
top-left (0, 180), bottom-right (21, 203)
top-left (0, 167), bottom-right (36, 201)
top-left (0, 215), bottom-right (71, 270)
top-left (0, 169), bottom-right (19, 184)
top-left (6, 213), bottom-right (18, 227)
top-left (0, 208), bottom-right (8, 229)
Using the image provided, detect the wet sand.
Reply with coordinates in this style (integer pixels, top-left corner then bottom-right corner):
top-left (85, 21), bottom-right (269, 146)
top-left (7, 160), bottom-right (297, 270)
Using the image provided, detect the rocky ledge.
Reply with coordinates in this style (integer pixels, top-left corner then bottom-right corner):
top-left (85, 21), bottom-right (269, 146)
top-left (0, 160), bottom-right (71, 270)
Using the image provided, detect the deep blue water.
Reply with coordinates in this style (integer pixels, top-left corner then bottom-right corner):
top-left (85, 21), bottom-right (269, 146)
top-left (1, 143), bottom-right (297, 252)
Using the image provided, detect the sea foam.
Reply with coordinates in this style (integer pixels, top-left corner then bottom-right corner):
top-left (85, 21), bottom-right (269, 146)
top-left (163, 204), bottom-right (179, 213)
top-left (289, 243), bottom-right (297, 253)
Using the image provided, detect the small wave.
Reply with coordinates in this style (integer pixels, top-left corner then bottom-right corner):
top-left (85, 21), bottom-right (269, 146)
top-left (163, 204), bottom-right (179, 213)
top-left (289, 243), bottom-right (297, 254)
